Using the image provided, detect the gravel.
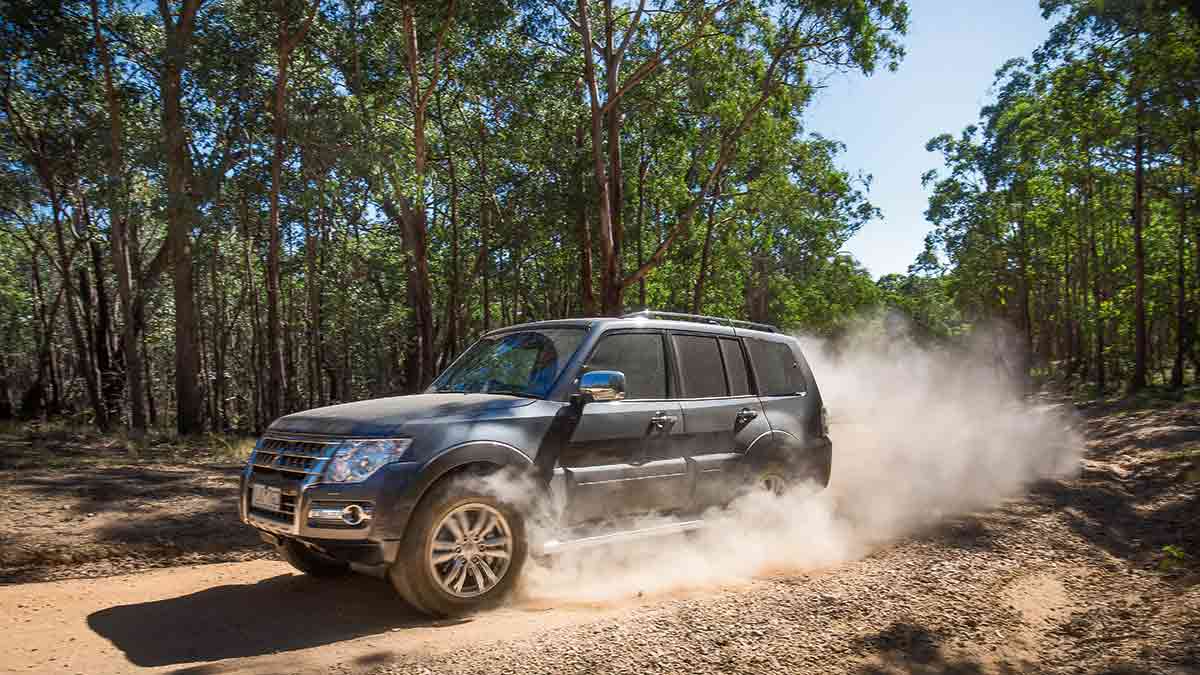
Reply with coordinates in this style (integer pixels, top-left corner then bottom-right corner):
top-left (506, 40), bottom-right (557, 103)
top-left (373, 402), bottom-right (1200, 675)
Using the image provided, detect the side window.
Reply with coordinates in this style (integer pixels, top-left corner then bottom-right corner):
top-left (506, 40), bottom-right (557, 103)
top-left (747, 339), bottom-right (806, 396)
top-left (720, 338), bottom-right (752, 396)
top-left (586, 332), bottom-right (667, 399)
top-left (672, 335), bottom-right (727, 398)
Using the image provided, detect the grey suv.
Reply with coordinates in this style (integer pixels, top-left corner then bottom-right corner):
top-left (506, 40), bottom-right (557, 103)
top-left (239, 310), bottom-right (832, 616)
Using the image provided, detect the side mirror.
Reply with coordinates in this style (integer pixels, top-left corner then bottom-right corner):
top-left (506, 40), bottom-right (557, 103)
top-left (578, 370), bottom-right (627, 403)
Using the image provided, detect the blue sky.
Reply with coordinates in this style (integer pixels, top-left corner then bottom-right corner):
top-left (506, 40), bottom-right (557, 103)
top-left (806, 0), bottom-right (1053, 279)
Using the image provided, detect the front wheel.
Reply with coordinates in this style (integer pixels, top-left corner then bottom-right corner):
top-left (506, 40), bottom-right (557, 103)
top-left (390, 481), bottom-right (527, 617)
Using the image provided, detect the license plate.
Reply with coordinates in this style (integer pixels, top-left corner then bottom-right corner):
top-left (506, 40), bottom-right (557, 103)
top-left (251, 484), bottom-right (282, 511)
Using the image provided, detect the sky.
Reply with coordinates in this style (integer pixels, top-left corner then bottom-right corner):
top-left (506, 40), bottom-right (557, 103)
top-left (806, 0), bottom-right (1054, 279)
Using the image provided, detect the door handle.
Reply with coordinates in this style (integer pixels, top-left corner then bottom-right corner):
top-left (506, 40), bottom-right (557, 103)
top-left (650, 412), bottom-right (677, 429)
top-left (735, 407), bottom-right (758, 424)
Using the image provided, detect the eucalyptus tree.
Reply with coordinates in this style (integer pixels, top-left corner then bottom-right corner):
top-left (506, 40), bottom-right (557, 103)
top-left (0, 0), bottom-right (116, 429)
top-left (548, 0), bottom-right (908, 315)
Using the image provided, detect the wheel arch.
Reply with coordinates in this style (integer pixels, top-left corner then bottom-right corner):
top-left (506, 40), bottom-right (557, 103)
top-left (743, 429), bottom-right (832, 487)
top-left (411, 440), bottom-right (535, 508)
top-left (743, 429), bottom-right (796, 468)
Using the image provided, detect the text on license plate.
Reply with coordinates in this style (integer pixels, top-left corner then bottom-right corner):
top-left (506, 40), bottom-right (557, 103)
top-left (251, 484), bottom-right (282, 511)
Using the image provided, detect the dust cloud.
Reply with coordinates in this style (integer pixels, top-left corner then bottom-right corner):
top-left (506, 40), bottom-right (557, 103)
top-left (516, 314), bottom-right (1083, 605)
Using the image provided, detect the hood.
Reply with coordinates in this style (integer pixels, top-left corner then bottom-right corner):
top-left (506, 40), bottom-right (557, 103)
top-left (268, 393), bottom-right (537, 437)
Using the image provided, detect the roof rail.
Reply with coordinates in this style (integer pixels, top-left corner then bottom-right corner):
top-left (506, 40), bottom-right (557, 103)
top-left (621, 309), bottom-right (779, 334)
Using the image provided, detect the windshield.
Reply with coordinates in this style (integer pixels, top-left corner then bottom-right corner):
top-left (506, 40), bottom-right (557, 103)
top-left (430, 328), bottom-right (587, 398)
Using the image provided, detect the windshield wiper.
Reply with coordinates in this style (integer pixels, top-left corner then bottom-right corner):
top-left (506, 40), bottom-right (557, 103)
top-left (486, 390), bottom-right (542, 399)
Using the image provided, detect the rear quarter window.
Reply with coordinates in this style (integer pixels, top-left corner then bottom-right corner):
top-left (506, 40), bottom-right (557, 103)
top-left (747, 339), bottom-right (806, 397)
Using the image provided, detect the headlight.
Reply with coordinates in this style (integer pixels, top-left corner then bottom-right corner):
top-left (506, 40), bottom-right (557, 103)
top-left (325, 439), bottom-right (413, 483)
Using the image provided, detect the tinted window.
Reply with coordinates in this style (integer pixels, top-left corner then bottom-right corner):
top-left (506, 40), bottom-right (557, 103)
top-left (747, 339), bottom-right (805, 396)
top-left (720, 338), bottom-right (752, 396)
top-left (587, 333), bottom-right (667, 399)
top-left (432, 328), bottom-right (587, 397)
top-left (672, 335), bottom-right (727, 398)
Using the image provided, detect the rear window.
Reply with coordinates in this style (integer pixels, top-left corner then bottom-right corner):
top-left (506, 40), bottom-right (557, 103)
top-left (672, 334), bottom-right (727, 398)
top-left (747, 339), bottom-right (806, 397)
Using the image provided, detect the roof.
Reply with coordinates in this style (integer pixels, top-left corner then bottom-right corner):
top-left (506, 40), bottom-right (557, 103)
top-left (483, 311), bottom-right (781, 339)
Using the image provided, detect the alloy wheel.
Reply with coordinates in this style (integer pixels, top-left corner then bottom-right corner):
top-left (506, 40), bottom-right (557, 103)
top-left (428, 503), bottom-right (514, 598)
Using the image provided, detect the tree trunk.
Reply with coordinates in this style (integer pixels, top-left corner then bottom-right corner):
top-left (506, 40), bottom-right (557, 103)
top-left (86, 227), bottom-right (121, 423)
top-left (747, 251), bottom-right (770, 324)
top-left (1171, 165), bottom-right (1188, 388)
top-left (1130, 93), bottom-right (1148, 393)
top-left (211, 236), bottom-right (228, 430)
top-left (602, 0), bottom-right (625, 316)
top-left (576, 116), bottom-right (597, 315)
top-left (397, 0), bottom-right (453, 389)
top-left (51, 195), bottom-right (108, 430)
top-left (306, 188), bottom-right (322, 409)
top-left (575, 0), bottom-right (619, 315)
top-left (243, 196), bottom-right (265, 431)
top-left (482, 201), bottom-right (491, 332)
top-left (161, 0), bottom-right (205, 434)
top-left (636, 141), bottom-right (648, 309)
top-left (265, 64), bottom-right (287, 423)
top-left (0, 351), bottom-right (13, 421)
top-left (692, 199), bottom-right (718, 314)
top-left (90, 0), bottom-right (147, 432)
top-left (447, 141), bottom-right (461, 358)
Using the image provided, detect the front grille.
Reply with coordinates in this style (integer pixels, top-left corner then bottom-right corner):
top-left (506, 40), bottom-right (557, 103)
top-left (251, 437), bottom-right (337, 480)
top-left (247, 435), bottom-right (340, 526)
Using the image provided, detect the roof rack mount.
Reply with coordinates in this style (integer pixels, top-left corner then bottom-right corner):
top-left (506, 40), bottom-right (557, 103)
top-left (621, 309), bottom-right (778, 334)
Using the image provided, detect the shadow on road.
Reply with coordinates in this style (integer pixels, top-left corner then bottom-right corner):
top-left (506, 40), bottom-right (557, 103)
top-left (87, 572), bottom-right (448, 667)
top-left (851, 621), bottom-right (1031, 675)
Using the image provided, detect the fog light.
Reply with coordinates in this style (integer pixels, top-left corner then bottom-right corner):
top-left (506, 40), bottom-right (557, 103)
top-left (308, 503), bottom-right (372, 526)
top-left (341, 504), bottom-right (366, 525)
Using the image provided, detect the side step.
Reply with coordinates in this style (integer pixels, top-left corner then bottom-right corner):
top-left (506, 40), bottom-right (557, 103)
top-left (537, 519), bottom-right (706, 556)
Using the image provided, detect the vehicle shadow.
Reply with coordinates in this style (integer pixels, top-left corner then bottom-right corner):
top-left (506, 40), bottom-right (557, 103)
top-left (87, 572), bottom-right (448, 667)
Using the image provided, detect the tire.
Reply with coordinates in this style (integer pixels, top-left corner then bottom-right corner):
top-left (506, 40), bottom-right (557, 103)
top-left (754, 461), bottom-right (792, 497)
top-left (277, 538), bottom-right (350, 577)
top-left (750, 458), bottom-right (826, 499)
top-left (389, 479), bottom-right (527, 617)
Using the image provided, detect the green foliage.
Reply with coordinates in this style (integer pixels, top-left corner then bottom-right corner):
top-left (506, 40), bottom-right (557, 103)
top-left (1159, 544), bottom-right (1187, 571)
top-left (0, 0), bottom-right (914, 431)
top-left (921, 0), bottom-right (1199, 391)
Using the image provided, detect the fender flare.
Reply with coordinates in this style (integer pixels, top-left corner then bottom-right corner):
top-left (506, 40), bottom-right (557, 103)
top-left (742, 429), bottom-right (797, 467)
top-left (742, 429), bottom-right (825, 472)
top-left (410, 440), bottom-right (535, 505)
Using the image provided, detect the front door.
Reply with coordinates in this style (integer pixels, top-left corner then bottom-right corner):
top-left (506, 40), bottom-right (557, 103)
top-left (557, 331), bottom-right (691, 524)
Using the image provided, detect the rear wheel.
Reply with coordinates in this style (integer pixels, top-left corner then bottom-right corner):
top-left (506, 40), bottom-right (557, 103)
top-left (277, 539), bottom-right (350, 577)
top-left (756, 462), bottom-right (791, 496)
top-left (390, 480), bottom-right (527, 617)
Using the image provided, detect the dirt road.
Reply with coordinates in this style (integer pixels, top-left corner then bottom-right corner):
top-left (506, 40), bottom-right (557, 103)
top-left (2, 496), bottom-right (1195, 675)
top-left (1, 559), bottom-right (641, 674)
top-left (3, 400), bottom-right (1198, 675)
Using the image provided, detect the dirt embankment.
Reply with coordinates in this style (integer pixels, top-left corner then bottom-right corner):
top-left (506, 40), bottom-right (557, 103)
top-left (0, 399), bottom-right (1197, 674)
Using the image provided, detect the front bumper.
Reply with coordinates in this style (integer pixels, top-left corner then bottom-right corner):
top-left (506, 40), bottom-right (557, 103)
top-left (238, 436), bottom-right (424, 565)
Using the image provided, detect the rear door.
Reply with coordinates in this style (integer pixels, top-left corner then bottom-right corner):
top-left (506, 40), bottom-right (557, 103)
top-left (669, 332), bottom-right (772, 509)
top-left (556, 330), bottom-right (690, 524)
